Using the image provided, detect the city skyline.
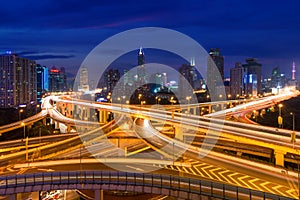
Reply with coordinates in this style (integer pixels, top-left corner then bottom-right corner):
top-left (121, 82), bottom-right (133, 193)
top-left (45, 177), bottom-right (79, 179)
top-left (0, 1), bottom-right (299, 80)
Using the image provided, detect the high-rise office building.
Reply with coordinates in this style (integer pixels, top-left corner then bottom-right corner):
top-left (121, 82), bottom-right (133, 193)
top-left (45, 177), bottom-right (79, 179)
top-left (242, 58), bottom-right (262, 96)
top-left (178, 64), bottom-right (197, 98)
top-left (137, 47), bottom-right (147, 85)
top-left (162, 73), bottom-right (167, 88)
top-left (124, 69), bottom-right (134, 86)
top-left (292, 61), bottom-right (296, 80)
top-left (48, 66), bottom-right (67, 92)
top-left (150, 73), bottom-right (163, 92)
top-left (0, 52), bottom-right (37, 108)
top-left (36, 64), bottom-right (48, 102)
top-left (230, 62), bottom-right (246, 98)
top-left (78, 67), bottom-right (89, 92)
top-left (206, 48), bottom-right (224, 97)
top-left (104, 69), bottom-right (120, 93)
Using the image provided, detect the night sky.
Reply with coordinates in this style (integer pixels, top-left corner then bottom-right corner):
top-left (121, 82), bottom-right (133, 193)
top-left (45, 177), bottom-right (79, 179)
top-left (1, 0), bottom-right (300, 79)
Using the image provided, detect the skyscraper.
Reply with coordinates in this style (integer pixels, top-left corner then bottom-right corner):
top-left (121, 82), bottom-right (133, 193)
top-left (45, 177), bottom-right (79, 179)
top-left (137, 47), bottom-right (147, 85)
top-left (178, 63), bottom-right (197, 98)
top-left (78, 67), bottom-right (89, 92)
top-left (292, 61), bottom-right (296, 80)
top-left (162, 73), bottom-right (167, 88)
top-left (206, 48), bottom-right (224, 97)
top-left (104, 69), bottom-right (120, 93)
top-left (48, 66), bottom-right (67, 92)
top-left (36, 64), bottom-right (48, 102)
top-left (208, 48), bottom-right (224, 79)
top-left (242, 58), bottom-right (262, 96)
top-left (0, 52), bottom-right (37, 108)
top-left (230, 62), bottom-right (246, 98)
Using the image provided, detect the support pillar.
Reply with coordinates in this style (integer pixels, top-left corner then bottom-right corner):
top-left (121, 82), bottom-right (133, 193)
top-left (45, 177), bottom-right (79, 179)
top-left (9, 194), bottom-right (22, 200)
top-left (192, 107), bottom-right (196, 115)
top-left (31, 191), bottom-right (39, 200)
top-left (55, 121), bottom-right (60, 129)
top-left (99, 110), bottom-right (108, 124)
top-left (94, 189), bottom-right (103, 200)
top-left (67, 125), bottom-right (71, 132)
top-left (42, 118), bottom-right (46, 126)
top-left (207, 105), bottom-right (212, 114)
top-left (9, 194), bottom-right (15, 200)
top-left (84, 107), bottom-right (90, 120)
top-left (274, 150), bottom-right (286, 167)
top-left (174, 126), bottom-right (183, 141)
top-left (222, 103), bottom-right (226, 110)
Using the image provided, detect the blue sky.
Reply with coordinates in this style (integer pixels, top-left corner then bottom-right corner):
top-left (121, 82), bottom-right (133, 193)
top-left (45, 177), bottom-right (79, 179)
top-left (1, 0), bottom-right (300, 79)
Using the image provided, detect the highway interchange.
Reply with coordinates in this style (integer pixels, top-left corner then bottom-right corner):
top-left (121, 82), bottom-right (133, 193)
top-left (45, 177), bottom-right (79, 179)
top-left (0, 88), bottom-right (299, 199)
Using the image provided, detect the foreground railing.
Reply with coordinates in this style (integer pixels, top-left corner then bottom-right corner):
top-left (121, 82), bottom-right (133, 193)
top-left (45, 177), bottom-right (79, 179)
top-left (0, 171), bottom-right (295, 200)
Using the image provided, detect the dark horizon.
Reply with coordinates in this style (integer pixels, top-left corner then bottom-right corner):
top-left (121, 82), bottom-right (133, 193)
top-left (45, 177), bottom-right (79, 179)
top-left (1, 0), bottom-right (300, 80)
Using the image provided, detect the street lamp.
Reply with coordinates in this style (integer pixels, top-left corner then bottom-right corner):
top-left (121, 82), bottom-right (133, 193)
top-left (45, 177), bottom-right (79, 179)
top-left (141, 100), bottom-right (146, 106)
top-left (278, 104), bottom-right (283, 128)
top-left (170, 96), bottom-right (176, 106)
top-left (138, 94), bottom-right (142, 106)
top-left (291, 112), bottom-right (295, 133)
top-left (252, 110), bottom-right (258, 122)
top-left (290, 112), bottom-right (296, 146)
top-left (19, 109), bottom-right (24, 121)
top-left (21, 122), bottom-right (26, 139)
top-left (206, 95), bottom-right (210, 100)
top-left (36, 104), bottom-right (40, 114)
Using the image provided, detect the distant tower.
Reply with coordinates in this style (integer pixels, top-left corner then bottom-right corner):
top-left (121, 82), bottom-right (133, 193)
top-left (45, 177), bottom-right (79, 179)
top-left (292, 61), bottom-right (296, 80)
top-left (78, 67), bottom-right (89, 92)
top-left (137, 47), bottom-right (147, 84)
top-left (138, 47), bottom-right (145, 65)
top-left (190, 57), bottom-right (195, 67)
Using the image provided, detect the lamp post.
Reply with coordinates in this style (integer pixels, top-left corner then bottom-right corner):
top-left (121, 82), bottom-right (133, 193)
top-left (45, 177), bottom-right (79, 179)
top-left (36, 104), bottom-right (40, 114)
top-left (291, 112), bottom-right (295, 133)
top-left (278, 104), bottom-right (283, 128)
top-left (290, 112), bottom-right (296, 147)
top-left (21, 122), bottom-right (26, 139)
top-left (19, 109), bottom-right (23, 121)
top-left (253, 110), bottom-right (258, 122)
top-left (21, 122), bottom-right (28, 161)
top-left (138, 94), bottom-right (142, 107)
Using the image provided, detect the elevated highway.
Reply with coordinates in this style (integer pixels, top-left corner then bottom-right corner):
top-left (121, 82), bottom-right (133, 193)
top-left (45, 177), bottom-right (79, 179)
top-left (0, 170), bottom-right (293, 200)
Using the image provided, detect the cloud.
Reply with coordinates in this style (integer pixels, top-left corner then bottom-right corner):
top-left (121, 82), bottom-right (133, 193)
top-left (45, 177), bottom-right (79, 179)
top-left (23, 54), bottom-right (75, 60)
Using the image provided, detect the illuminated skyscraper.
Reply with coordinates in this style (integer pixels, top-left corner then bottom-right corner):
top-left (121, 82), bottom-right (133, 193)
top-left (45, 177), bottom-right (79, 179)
top-left (242, 58), bottom-right (262, 96)
top-left (178, 63), bottom-right (197, 98)
top-left (137, 47), bottom-right (147, 85)
top-left (36, 64), bottom-right (48, 102)
top-left (206, 48), bottom-right (224, 97)
top-left (0, 52), bottom-right (37, 108)
top-left (78, 67), bottom-right (89, 92)
top-left (292, 61), bottom-right (296, 80)
top-left (104, 69), bottom-right (120, 93)
top-left (230, 62), bottom-right (246, 97)
top-left (48, 66), bottom-right (67, 92)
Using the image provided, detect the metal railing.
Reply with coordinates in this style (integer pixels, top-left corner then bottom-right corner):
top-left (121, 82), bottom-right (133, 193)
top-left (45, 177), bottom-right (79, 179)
top-left (0, 171), bottom-right (295, 200)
